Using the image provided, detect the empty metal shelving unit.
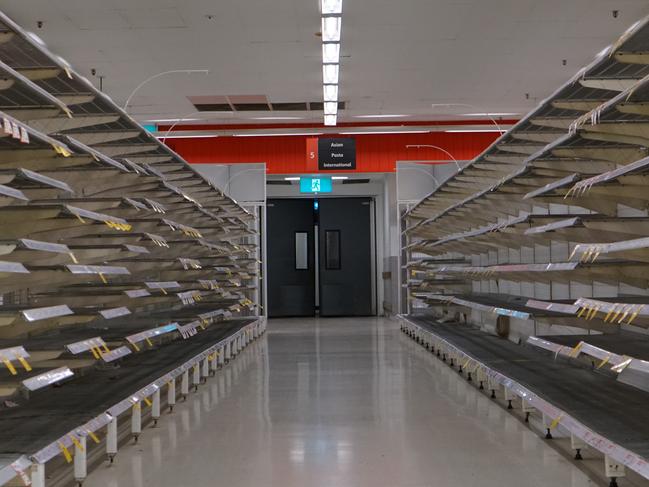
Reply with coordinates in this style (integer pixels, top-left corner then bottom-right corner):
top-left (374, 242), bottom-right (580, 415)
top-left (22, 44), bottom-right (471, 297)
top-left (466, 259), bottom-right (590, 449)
top-left (401, 13), bottom-right (649, 487)
top-left (0, 11), bottom-right (264, 486)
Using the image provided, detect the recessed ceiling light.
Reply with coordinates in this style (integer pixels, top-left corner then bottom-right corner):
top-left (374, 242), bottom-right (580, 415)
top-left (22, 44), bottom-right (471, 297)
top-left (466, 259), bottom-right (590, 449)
top-left (324, 115), bottom-right (337, 126)
top-left (323, 85), bottom-right (339, 102)
top-left (321, 0), bottom-right (343, 14)
top-left (144, 117), bottom-right (203, 123)
top-left (354, 114), bottom-right (409, 118)
top-left (445, 129), bottom-right (505, 133)
top-left (461, 112), bottom-right (520, 117)
top-left (321, 17), bottom-right (341, 42)
top-left (323, 64), bottom-right (340, 84)
top-left (322, 43), bottom-right (341, 64)
top-left (340, 130), bottom-right (430, 135)
top-left (234, 132), bottom-right (324, 137)
top-left (324, 102), bottom-right (338, 115)
top-left (251, 116), bottom-right (305, 120)
top-left (156, 134), bottom-right (218, 139)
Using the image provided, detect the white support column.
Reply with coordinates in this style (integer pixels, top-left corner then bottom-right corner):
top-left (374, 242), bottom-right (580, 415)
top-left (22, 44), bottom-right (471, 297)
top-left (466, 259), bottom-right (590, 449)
top-left (73, 435), bottom-right (87, 484)
top-left (522, 400), bottom-right (535, 423)
top-left (152, 389), bottom-right (161, 426)
top-left (488, 378), bottom-right (499, 399)
top-left (542, 413), bottom-right (553, 439)
top-left (253, 323), bottom-right (259, 338)
top-left (31, 463), bottom-right (45, 487)
top-left (132, 404), bottom-right (142, 442)
top-left (167, 379), bottom-right (176, 411)
top-left (504, 387), bottom-right (515, 410)
top-left (571, 433), bottom-right (586, 460)
top-left (210, 352), bottom-right (218, 373)
top-left (107, 416), bottom-right (117, 462)
top-left (192, 364), bottom-right (201, 391)
top-left (477, 368), bottom-right (487, 391)
top-left (605, 455), bottom-right (626, 486)
top-left (201, 358), bottom-right (209, 381)
top-left (218, 347), bottom-right (225, 367)
top-left (225, 341), bottom-right (232, 361)
top-left (181, 370), bottom-right (189, 399)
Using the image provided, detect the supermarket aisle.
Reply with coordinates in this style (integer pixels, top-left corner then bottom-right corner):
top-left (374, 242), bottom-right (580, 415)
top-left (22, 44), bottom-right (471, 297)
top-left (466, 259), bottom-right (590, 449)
top-left (84, 318), bottom-right (592, 487)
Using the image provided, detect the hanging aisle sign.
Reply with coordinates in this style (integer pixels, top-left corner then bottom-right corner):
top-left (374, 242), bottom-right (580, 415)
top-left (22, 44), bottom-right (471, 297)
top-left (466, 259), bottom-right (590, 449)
top-left (317, 138), bottom-right (356, 170)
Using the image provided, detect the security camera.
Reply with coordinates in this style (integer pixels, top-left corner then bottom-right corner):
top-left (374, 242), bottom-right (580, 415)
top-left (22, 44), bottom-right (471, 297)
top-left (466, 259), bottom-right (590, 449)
top-left (612, 10), bottom-right (619, 18)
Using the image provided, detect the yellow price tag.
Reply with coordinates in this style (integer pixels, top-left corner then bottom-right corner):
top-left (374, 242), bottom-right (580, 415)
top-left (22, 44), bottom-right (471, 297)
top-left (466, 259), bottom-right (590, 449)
top-left (69, 434), bottom-right (84, 452)
top-left (549, 415), bottom-right (563, 430)
top-left (17, 357), bottom-right (31, 372)
top-left (58, 442), bottom-right (72, 463)
top-left (3, 359), bottom-right (16, 376)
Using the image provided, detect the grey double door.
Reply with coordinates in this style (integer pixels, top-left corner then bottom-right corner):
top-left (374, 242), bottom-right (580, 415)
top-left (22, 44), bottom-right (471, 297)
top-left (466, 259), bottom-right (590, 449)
top-left (267, 197), bottom-right (372, 317)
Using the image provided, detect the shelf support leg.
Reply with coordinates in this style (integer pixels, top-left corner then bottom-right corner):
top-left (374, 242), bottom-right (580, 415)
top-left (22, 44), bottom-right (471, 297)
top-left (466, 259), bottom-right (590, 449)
top-left (168, 379), bottom-right (176, 412)
top-left (74, 435), bottom-right (87, 486)
top-left (181, 370), bottom-right (189, 400)
top-left (132, 404), bottom-right (141, 443)
top-left (107, 416), bottom-right (117, 463)
top-left (31, 463), bottom-right (45, 487)
top-left (152, 389), bottom-right (161, 426)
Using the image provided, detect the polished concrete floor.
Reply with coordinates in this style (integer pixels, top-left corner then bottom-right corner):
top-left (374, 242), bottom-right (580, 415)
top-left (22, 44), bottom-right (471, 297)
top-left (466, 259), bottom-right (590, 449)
top-left (84, 317), bottom-right (595, 487)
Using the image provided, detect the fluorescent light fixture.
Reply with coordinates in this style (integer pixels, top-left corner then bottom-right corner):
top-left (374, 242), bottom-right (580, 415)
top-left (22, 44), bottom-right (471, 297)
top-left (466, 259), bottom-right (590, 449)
top-left (322, 17), bottom-right (341, 42)
top-left (445, 129), bottom-right (505, 133)
top-left (461, 112), bottom-right (519, 117)
top-left (353, 114), bottom-right (409, 118)
top-left (324, 114), bottom-right (337, 126)
top-left (322, 43), bottom-right (340, 63)
top-left (331, 176), bottom-right (348, 180)
top-left (323, 64), bottom-right (340, 84)
top-left (323, 84), bottom-right (339, 102)
top-left (340, 130), bottom-right (430, 135)
top-left (284, 177), bottom-right (300, 181)
top-left (251, 116), bottom-right (305, 120)
top-left (233, 132), bottom-right (324, 137)
top-left (321, 0), bottom-right (343, 14)
top-left (145, 117), bottom-right (203, 123)
top-left (324, 102), bottom-right (338, 115)
top-left (156, 134), bottom-right (218, 139)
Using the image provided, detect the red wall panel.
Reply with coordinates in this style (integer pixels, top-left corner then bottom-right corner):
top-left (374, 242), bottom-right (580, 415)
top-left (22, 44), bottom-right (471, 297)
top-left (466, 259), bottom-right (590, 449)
top-left (167, 132), bottom-right (499, 174)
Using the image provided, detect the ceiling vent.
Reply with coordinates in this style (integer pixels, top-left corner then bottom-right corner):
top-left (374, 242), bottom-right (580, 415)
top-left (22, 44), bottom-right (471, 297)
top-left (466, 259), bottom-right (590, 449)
top-left (310, 101), bottom-right (346, 111)
top-left (271, 102), bottom-right (309, 111)
top-left (188, 95), bottom-right (345, 113)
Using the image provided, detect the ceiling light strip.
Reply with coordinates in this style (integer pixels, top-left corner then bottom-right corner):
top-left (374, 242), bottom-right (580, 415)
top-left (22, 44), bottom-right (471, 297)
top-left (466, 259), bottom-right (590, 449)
top-left (321, 0), bottom-right (342, 127)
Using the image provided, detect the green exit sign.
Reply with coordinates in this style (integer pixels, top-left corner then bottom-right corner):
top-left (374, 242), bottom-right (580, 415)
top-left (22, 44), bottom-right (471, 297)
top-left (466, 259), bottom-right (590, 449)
top-left (300, 177), bottom-right (332, 193)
